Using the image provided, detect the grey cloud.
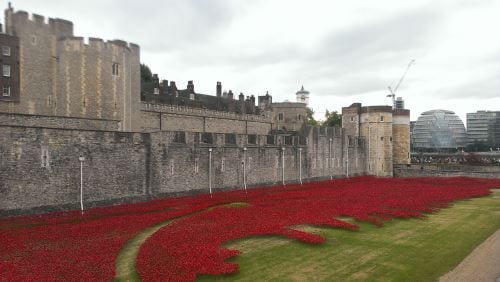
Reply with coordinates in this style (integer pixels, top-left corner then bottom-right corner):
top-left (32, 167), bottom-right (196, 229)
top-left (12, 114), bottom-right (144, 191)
top-left (294, 6), bottom-right (444, 96)
top-left (71, 0), bottom-right (241, 52)
top-left (315, 6), bottom-right (443, 65)
top-left (439, 73), bottom-right (500, 99)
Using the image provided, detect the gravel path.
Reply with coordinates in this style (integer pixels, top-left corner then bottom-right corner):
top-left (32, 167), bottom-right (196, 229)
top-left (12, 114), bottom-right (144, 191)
top-left (440, 229), bottom-right (500, 282)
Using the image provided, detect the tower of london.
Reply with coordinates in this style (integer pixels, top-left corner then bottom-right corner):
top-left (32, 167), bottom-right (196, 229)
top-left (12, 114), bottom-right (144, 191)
top-left (0, 5), bottom-right (409, 216)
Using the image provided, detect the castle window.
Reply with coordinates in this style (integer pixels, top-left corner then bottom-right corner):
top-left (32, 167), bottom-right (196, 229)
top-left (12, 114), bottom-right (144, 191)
top-left (380, 116), bottom-right (384, 121)
top-left (298, 114), bottom-right (302, 120)
top-left (3, 64), bottom-right (10, 77)
top-left (381, 137), bottom-right (384, 141)
top-left (189, 93), bottom-right (195, 100)
top-left (390, 137), bottom-right (393, 142)
top-left (350, 117), bottom-right (354, 122)
top-left (112, 63), bottom-right (119, 76)
top-left (153, 88), bottom-right (159, 95)
top-left (2, 86), bottom-right (10, 97)
top-left (278, 113), bottom-right (284, 121)
top-left (2, 46), bottom-right (11, 56)
top-left (31, 36), bottom-right (36, 45)
top-left (248, 134), bottom-right (257, 144)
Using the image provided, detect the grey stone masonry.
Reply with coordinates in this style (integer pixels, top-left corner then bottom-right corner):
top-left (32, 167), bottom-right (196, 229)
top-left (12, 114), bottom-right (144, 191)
top-left (394, 164), bottom-right (500, 178)
top-left (0, 124), bottom-right (366, 216)
top-left (0, 112), bottom-right (120, 131)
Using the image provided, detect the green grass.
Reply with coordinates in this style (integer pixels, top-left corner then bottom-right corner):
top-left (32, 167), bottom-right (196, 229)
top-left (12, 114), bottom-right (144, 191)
top-left (197, 190), bottom-right (500, 281)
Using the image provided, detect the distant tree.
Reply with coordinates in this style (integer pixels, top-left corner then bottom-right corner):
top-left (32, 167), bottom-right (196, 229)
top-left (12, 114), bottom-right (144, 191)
top-left (322, 109), bottom-right (342, 127)
top-left (306, 107), bottom-right (318, 126)
top-left (140, 63), bottom-right (153, 83)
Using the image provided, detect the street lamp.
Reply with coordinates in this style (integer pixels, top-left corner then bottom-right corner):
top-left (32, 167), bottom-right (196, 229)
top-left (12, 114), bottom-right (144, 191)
top-left (298, 148), bottom-right (302, 185)
top-left (208, 148), bottom-right (212, 197)
top-left (78, 155), bottom-right (85, 213)
top-left (242, 147), bottom-right (247, 193)
top-left (281, 147), bottom-right (285, 185)
top-left (329, 138), bottom-right (333, 180)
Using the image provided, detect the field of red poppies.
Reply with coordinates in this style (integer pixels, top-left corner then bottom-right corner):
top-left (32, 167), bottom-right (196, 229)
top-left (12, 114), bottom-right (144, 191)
top-left (1, 176), bottom-right (499, 281)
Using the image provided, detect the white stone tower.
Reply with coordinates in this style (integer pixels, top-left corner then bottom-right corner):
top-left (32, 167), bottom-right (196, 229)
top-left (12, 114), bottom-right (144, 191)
top-left (296, 85), bottom-right (309, 105)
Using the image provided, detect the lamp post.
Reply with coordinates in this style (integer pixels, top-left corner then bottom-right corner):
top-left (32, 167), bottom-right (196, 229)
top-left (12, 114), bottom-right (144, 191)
top-left (78, 155), bottom-right (85, 213)
top-left (329, 138), bottom-right (333, 180)
top-left (281, 147), bottom-right (285, 185)
top-left (208, 148), bottom-right (212, 197)
top-left (346, 137), bottom-right (350, 178)
top-left (243, 147), bottom-right (247, 193)
top-left (298, 148), bottom-right (302, 185)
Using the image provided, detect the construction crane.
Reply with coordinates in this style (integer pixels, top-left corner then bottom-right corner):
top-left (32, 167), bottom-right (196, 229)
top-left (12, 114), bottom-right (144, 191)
top-left (387, 59), bottom-right (415, 109)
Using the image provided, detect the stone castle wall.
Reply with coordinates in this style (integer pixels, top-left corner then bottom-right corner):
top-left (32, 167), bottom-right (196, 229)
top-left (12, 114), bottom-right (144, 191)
top-left (0, 8), bottom-right (141, 131)
top-left (0, 112), bottom-right (120, 130)
top-left (394, 164), bottom-right (500, 178)
top-left (140, 103), bottom-right (272, 134)
top-left (0, 124), bottom-right (365, 215)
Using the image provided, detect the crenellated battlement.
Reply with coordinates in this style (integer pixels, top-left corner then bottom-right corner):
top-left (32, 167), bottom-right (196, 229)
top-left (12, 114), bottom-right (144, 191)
top-left (7, 8), bottom-right (74, 37)
top-left (5, 4), bottom-right (139, 54)
top-left (2, 4), bottom-right (141, 131)
top-left (57, 36), bottom-right (140, 53)
top-left (31, 13), bottom-right (44, 24)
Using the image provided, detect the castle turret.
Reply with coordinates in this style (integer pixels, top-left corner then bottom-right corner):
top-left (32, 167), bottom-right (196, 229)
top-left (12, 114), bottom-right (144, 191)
top-left (258, 91), bottom-right (272, 111)
top-left (296, 85), bottom-right (310, 105)
top-left (392, 109), bottom-right (410, 165)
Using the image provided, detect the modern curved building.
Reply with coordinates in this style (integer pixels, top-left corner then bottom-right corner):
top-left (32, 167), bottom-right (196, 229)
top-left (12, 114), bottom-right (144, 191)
top-left (412, 109), bottom-right (467, 150)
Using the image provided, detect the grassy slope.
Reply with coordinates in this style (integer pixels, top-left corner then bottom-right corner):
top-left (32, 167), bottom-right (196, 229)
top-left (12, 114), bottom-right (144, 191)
top-left (198, 190), bottom-right (500, 281)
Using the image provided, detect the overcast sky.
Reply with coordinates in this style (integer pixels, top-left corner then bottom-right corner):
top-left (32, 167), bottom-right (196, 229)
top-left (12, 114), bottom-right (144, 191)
top-left (7, 0), bottom-right (500, 123)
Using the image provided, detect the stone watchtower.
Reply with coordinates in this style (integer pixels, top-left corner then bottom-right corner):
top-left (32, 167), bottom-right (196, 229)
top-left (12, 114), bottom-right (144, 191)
top-left (0, 4), bottom-right (141, 131)
top-left (342, 103), bottom-right (410, 176)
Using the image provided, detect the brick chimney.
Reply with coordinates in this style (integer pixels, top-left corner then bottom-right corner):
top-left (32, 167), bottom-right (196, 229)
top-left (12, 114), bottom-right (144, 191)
top-left (216, 81), bottom-right (222, 97)
top-left (187, 80), bottom-right (195, 93)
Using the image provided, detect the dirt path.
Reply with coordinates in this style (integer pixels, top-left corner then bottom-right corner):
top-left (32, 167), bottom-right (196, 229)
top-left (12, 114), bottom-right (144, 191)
top-left (439, 229), bottom-right (500, 282)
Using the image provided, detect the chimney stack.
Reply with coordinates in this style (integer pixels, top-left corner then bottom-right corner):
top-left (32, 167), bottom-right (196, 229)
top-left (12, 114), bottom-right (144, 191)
top-left (216, 81), bottom-right (222, 97)
top-left (187, 80), bottom-right (195, 93)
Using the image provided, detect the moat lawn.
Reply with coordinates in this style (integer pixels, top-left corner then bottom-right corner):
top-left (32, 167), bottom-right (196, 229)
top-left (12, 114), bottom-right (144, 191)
top-left (199, 190), bottom-right (500, 281)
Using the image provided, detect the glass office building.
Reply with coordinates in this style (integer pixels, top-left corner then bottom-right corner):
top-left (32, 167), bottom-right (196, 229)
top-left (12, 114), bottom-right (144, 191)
top-left (412, 109), bottom-right (467, 150)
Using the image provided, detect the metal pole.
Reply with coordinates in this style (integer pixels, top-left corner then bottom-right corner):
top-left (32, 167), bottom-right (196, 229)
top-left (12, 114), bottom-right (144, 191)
top-left (78, 155), bottom-right (85, 213)
top-left (281, 147), bottom-right (285, 185)
top-left (329, 138), bottom-right (332, 180)
top-left (243, 147), bottom-right (247, 193)
top-left (208, 148), bottom-right (212, 197)
top-left (368, 125), bottom-right (371, 174)
top-left (299, 148), bottom-right (302, 185)
top-left (346, 139), bottom-right (349, 178)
